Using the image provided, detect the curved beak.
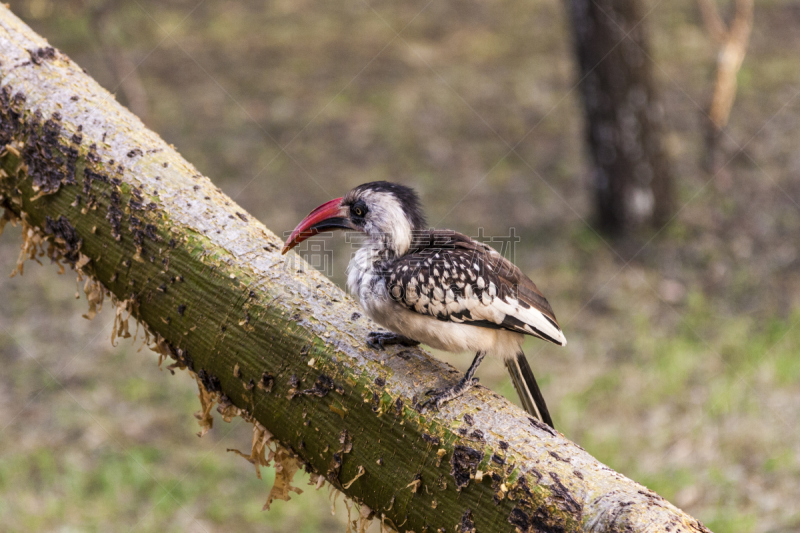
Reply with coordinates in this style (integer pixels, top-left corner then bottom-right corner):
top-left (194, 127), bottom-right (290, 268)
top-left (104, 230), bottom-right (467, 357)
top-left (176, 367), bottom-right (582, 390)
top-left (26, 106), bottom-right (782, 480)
top-left (281, 197), bottom-right (355, 254)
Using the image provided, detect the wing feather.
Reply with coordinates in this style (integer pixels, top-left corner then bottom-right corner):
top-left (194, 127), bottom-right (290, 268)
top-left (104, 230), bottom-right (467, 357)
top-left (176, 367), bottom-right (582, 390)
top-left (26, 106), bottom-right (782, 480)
top-left (383, 231), bottom-right (566, 346)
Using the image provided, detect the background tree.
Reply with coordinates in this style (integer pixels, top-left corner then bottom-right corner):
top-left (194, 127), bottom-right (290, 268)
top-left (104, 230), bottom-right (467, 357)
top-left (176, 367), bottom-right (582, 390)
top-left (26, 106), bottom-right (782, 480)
top-left (566, 0), bottom-right (673, 235)
top-left (697, 0), bottom-right (754, 178)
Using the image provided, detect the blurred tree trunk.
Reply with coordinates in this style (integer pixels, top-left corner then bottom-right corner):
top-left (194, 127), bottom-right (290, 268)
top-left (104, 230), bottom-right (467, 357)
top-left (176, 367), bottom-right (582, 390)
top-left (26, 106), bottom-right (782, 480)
top-left (566, 0), bottom-right (673, 235)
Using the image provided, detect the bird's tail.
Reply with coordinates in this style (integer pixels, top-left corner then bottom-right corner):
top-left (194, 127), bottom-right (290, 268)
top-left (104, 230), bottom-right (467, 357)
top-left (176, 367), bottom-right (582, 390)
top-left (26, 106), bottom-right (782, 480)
top-left (504, 352), bottom-right (554, 428)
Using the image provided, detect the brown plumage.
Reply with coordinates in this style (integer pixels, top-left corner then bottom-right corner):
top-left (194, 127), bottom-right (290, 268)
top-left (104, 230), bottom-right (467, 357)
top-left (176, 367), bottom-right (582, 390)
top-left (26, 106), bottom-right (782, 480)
top-left (383, 230), bottom-right (564, 346)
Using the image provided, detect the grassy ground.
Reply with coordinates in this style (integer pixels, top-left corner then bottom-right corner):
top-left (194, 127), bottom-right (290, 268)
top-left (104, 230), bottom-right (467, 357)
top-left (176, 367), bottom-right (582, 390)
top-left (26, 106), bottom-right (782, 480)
top-left (2, 0), bottom-right (800, 531)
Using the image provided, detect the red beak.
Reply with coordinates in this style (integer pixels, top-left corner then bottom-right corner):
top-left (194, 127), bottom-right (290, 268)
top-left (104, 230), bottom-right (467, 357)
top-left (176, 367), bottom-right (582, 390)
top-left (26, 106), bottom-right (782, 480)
top-left (282, 197), bottom-right (355, 254)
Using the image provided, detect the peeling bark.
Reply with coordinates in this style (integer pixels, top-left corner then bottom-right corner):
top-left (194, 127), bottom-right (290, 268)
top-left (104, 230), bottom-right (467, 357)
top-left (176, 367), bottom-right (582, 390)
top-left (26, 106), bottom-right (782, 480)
top-left (0, 6), bottom-right (711, 532)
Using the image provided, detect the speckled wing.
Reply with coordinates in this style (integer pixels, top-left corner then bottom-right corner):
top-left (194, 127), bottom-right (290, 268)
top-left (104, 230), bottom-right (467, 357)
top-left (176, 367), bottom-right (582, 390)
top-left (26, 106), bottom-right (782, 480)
top-left (383, 231), bottom-right (566, 346)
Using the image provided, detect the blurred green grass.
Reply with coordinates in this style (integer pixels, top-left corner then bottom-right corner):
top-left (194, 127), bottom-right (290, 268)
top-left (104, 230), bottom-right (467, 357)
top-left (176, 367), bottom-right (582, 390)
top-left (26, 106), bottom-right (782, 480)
top-left (2, 0), bottom-right (800, 531)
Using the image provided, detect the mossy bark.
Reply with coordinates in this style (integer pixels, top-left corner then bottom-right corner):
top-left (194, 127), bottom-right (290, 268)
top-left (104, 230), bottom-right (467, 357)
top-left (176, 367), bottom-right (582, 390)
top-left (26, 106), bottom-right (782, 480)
top-left (0, 6), bottom-right (711, 533)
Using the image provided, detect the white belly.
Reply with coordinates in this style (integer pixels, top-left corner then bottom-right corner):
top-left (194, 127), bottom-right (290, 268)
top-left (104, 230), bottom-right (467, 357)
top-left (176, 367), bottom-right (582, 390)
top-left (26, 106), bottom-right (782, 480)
top-left (371, 298), bottom-right (524, 356)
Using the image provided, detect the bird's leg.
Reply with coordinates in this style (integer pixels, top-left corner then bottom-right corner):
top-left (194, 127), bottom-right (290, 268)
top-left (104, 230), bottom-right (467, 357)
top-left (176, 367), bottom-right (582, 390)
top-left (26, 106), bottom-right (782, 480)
top-left (420, 351), bottom-right (486, 411)
top-left (366, 331), bottom-right (420, 351)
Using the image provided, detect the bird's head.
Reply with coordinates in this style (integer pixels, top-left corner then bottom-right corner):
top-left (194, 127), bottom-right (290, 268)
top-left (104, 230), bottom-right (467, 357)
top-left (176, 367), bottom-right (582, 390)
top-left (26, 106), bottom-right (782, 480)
top-left (282, 181), bottom-right (426, 257)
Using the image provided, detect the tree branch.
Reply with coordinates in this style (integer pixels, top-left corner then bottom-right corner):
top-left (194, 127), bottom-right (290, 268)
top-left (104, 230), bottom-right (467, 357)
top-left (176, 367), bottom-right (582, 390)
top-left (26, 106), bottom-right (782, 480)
top-left (701, 0), bottom-right (753, 131)
top-left (0, 6), bottom-right (711, 532)
top-left (698, 0), bottom-right (754, 179)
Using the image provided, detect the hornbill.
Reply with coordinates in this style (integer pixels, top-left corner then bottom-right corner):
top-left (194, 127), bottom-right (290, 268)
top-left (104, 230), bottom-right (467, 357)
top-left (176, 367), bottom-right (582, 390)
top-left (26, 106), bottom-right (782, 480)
top-left (282, 181), bottom-right (566, 428)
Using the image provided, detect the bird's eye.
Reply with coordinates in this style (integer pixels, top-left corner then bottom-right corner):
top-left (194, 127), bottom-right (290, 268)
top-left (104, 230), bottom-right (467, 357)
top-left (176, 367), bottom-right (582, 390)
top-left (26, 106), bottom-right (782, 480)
top-left (350, 201), bottom-right (368, 218)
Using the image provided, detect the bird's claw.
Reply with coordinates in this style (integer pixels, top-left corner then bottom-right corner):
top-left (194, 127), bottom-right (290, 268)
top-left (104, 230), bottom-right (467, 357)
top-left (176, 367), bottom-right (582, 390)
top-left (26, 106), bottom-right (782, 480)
top-left (425, 377), bottom-right (479, 396)
top-left (366, 331), bottom-right (420, 351)
top-left (417, 378), bottom-right (479, 412)
top-left (366, 333), bottom-right (384, 351)
top-left (366, 331), bottom-right (392, 350)
top-left (417, 396), bottom-right (442, 412)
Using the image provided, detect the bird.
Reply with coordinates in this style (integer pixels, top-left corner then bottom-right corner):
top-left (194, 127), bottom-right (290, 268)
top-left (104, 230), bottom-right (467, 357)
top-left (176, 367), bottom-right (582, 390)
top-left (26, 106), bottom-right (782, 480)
top-left (282, 181), bottom-right (566, 427)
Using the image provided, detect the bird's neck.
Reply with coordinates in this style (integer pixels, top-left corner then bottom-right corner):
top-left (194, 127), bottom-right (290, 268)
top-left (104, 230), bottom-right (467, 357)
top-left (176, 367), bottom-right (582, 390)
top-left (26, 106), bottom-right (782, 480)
top-left (362, 235), bottom-right (401, 265)
top-left (364, 225), bottom-right (412, 258)
top-left (346, 243), bottom-right (390, 301)
top-left (345, 229), bottom-right (419, 302)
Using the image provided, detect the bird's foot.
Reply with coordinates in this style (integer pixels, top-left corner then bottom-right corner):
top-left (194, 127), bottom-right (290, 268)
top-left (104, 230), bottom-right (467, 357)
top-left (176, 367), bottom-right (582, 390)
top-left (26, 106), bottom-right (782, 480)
top-left (366, 331), bottom-right (420, 351)
top-left (418, 376), bottom-right (479, 412)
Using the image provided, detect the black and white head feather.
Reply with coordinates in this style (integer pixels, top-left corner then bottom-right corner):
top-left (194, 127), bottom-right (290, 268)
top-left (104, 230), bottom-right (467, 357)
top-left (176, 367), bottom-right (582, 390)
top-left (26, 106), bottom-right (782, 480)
top-left (342, 181), bottom-right (427, 255)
